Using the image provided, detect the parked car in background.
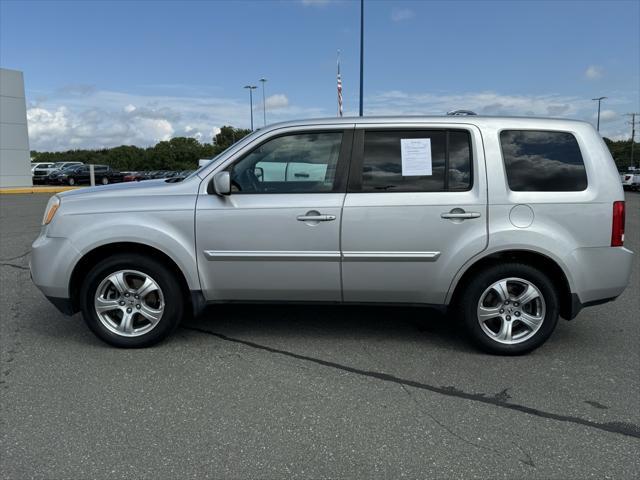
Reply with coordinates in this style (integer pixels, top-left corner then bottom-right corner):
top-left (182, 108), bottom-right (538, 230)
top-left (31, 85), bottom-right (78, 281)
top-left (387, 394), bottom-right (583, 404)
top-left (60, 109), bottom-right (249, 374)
top-left (31, 162), bottom-right (55, 173)
top-left (150, 170), bottom-right (170, 179)
top-left (123, 171), bottom-right (146, 182)
top-left (50, 164), bottom-right (124, 186)
top-left (31, 116), bottom-right (633, 354)
top-left (33, 161), bottom-right (83, 184)
top-left (165, 170), bottom-right (195, 183)
top-left (46, 165), bottom-right (85, 185)
top-left (621, 169), bottom-right (640, 191)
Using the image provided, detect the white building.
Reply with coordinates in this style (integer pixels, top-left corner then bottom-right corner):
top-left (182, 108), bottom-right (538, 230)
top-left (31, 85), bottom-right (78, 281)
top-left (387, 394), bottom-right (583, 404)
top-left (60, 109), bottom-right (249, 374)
top-left (0, 68), bottom-right (32, 187)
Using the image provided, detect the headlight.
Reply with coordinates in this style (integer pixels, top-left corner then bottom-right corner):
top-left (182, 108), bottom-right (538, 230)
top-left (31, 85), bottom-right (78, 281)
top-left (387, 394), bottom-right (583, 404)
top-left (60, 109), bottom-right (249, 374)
top-left (42, 195), bottom-right (60, 225)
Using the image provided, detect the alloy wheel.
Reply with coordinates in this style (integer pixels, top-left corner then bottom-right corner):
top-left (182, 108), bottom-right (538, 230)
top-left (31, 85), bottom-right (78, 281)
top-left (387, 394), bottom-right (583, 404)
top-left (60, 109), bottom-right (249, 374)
top-left (476, 277), bottom-right (546, 344)
top-left (94, 269), bottom-right (165, 337)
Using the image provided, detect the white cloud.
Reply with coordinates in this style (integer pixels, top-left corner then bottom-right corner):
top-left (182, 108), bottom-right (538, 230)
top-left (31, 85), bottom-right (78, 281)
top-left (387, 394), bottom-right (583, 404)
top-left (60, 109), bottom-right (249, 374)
top-left (26, 88), bottom-right (323, 151)
top-left (131, 118), bottom-right (174, 142)
top-left (585, 65), bottom-right (604, 79)
top-left (27, 107), bottom-right (70, 145)
top-left (264, 94), bottom-right (289, 110)
top-left (391, 8), bottom-right (415, 22)
top-left (26, 84), bottom-right (634, 151)
top-left (593, 109), bottom-right (617, 123)
top-left (364, 90), bottom-right (583, 117)
top-left (354, 89), bottom-right (633, 140)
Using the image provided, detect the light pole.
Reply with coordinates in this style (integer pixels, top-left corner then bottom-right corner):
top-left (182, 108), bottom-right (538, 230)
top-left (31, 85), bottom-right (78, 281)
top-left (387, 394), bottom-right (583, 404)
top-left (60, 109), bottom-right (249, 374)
top-left (244, 85), bottom-right (257, 131)
top-left (259, 78), bottom-right (267, 127)
top-left (592, 96), bottom-right (607, 131)
top-left (359, 0), bottom-right (364, 116)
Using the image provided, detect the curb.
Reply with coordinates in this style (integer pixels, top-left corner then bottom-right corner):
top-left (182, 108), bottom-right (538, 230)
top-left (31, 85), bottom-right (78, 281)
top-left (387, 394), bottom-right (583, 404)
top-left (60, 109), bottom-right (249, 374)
top-left (0, 186), bottom-right (82, 195)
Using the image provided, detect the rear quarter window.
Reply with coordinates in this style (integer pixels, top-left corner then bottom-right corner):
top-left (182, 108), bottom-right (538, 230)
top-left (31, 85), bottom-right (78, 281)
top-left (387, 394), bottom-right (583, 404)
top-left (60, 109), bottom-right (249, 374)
top-left (500, 130), bottom-right (588, 191)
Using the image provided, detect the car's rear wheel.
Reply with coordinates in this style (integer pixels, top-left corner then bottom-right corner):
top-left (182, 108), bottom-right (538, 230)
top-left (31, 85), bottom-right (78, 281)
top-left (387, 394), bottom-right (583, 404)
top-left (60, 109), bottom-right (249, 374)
top-left (459, 263), bottom-right (559, 355)
top-left (68, 177), bottom-right (75, 186)
top-left (79, 254), bottom-right (183, 347)
top-left (101, 177), bottom-right (109, 185)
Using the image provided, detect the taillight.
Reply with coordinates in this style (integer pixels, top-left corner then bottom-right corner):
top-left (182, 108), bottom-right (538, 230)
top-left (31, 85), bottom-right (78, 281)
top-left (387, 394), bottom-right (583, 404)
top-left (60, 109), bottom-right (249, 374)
top-left (611, 201), bottom-right (625, 247)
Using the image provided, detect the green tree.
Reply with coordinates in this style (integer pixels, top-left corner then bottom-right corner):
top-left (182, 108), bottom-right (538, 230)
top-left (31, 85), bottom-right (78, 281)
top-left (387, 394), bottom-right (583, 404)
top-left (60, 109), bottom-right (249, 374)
top-left (29, 132), bottom-right (230, 172)
top-left (603, 137), bottom-right (640, 170)
top-left (213, 126), bottom-right (252, 152)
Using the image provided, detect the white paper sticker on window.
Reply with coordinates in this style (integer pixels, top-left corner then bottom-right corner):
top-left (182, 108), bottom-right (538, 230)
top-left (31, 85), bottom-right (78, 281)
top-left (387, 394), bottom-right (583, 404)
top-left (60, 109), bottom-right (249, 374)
top-left (400, 138), bottom-right (432, 176)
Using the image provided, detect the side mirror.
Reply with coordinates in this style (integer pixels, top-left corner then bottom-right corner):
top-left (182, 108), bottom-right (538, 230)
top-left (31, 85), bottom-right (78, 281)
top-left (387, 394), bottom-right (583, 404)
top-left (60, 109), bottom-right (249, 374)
top-left (212, 171), bottom-right (231, 196)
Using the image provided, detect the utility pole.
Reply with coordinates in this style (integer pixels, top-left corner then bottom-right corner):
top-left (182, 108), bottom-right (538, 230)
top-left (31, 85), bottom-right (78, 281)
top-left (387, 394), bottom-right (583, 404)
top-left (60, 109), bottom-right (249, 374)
top-left (244, 85), bottom-right (257, 131)
top-left (626, 113), bottom-right (638, 168)
top-left (592, 97), bottom-right (607, 131)
top-left (259, 78), bottom-right (267, 127)
top-left (359, 0), bottom-right (364, 117)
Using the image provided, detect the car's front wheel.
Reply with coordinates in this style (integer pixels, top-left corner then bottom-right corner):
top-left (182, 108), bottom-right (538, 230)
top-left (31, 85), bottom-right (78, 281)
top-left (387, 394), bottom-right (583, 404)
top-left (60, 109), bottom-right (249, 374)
top-left (459, 263), bottom-right (559, 355)
top-left (79, 254), bottom-right (183, 347)
top-left (68, 177), bottom-right (75, 186)
top-left (101, 177), bottom-right (109, 185)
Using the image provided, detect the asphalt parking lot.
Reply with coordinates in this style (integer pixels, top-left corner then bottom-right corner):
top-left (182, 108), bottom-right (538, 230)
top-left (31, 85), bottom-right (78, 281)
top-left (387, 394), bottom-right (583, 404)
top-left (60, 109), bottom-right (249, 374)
top-left (1, 193), bottom-right (638, 479)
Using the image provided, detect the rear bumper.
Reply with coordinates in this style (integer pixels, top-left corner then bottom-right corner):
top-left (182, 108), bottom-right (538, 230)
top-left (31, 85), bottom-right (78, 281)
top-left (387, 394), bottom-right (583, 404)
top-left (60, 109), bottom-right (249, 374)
top-left (565, 246), bottom-right (633, 317)
top-left (566, 294), bottom-right (619, 320)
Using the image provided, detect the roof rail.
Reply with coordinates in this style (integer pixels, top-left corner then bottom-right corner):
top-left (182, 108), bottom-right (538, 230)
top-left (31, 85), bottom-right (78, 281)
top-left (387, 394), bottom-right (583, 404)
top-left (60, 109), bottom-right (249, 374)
top-left (446, 110), bottom-right (478, 116)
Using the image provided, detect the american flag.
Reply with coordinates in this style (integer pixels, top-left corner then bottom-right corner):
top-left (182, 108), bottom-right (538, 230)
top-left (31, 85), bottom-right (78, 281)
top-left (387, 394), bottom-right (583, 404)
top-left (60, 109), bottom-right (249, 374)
top-left (337, 51), bottom-right (343, 117)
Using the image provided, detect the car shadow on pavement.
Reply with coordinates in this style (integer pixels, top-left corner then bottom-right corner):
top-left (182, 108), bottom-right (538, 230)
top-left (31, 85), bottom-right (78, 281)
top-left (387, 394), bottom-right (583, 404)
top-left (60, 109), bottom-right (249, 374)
top-left (183, 303), bottom-right (472, 352)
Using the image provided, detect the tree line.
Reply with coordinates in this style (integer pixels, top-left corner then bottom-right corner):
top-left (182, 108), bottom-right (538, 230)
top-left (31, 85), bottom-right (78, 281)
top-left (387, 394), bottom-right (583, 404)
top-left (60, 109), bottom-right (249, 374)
top-left (31, 128), bottom-right (639, 172)
top-left (30, 126), bottom-right (252, 172)
top-left (603, 138), bottom-right (639, 170)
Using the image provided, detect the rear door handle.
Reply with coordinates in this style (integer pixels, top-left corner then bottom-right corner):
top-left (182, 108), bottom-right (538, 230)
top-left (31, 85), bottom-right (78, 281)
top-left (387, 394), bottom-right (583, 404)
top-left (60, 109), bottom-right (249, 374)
top-left (441, 211), bottom-right (481, 219)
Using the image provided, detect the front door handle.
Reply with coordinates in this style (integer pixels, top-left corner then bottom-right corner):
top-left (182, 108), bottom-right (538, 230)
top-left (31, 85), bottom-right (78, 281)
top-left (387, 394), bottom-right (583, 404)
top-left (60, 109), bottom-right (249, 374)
top-left (297, 214), bottom-right (336, 222)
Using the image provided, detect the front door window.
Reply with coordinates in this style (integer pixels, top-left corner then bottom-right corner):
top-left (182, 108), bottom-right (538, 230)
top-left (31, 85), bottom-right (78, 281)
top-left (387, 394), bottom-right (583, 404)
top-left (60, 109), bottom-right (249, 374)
top-left (230, 132), bottom-right (343, 193)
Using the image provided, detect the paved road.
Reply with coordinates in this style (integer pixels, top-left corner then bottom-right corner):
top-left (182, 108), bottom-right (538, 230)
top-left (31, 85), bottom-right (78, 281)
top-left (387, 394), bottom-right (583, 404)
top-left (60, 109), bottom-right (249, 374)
top-left (1, 193), bottom-right (638, 479)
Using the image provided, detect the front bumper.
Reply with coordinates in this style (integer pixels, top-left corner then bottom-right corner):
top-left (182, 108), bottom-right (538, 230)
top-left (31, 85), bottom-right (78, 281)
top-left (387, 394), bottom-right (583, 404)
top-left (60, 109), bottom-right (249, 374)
top-left (30, 233), bottom-right (81, 313)
top-left (45, 295), bottom-right (76, 315)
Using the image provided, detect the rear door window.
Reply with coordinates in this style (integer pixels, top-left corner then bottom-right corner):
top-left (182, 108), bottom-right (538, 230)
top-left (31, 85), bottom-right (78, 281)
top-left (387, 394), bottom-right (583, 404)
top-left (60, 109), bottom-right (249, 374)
top-left (351, 129), bottom-right (473, 192)
top-left (500, 130), bottom-right (588, 191)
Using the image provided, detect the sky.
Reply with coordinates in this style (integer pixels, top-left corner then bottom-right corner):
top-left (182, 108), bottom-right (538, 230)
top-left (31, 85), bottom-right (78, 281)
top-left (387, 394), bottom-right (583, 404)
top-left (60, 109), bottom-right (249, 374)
top-left (1, 0), bottom-right (639, 151)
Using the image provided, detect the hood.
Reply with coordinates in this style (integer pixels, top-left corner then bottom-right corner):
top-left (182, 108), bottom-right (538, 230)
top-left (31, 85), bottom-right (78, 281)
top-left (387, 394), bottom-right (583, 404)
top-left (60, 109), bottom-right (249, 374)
top-left (58, 178), bottom-right (199, 200)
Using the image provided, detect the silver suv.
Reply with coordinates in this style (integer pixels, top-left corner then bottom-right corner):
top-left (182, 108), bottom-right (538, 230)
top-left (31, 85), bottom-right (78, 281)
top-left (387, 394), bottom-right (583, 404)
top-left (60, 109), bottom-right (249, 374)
top-left (30, 116), bottom-right (633, 354)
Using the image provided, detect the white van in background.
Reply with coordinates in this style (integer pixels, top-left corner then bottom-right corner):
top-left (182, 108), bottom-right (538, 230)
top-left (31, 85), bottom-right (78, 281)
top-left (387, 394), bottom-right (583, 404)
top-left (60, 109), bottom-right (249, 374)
top-left (621, 168), bottom-right (640, 191)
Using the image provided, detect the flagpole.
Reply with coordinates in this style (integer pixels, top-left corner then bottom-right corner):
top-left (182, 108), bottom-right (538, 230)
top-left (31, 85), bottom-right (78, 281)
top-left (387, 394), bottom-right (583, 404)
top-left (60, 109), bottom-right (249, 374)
top-left (359, 0), bottom-right (364, 117)
top-left (337, 49), bottom-right (341, 117)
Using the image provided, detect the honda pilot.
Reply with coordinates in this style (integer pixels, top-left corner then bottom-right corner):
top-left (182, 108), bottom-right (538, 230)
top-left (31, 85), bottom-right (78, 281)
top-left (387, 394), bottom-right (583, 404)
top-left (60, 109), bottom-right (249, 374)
top-left (30, 116), bottom-right (633, 354)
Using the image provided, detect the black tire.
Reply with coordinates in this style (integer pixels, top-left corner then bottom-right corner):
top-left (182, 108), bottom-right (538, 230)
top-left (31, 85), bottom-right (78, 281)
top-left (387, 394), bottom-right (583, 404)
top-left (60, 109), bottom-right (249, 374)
top-left (458, 263), bottom-right (559, 355)
top-left (68, 177), bottom-right (75, 186)
top-left (101, 177), bottom-right (109, 185)
top-left (79, 253), bottom-right (183, 348)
